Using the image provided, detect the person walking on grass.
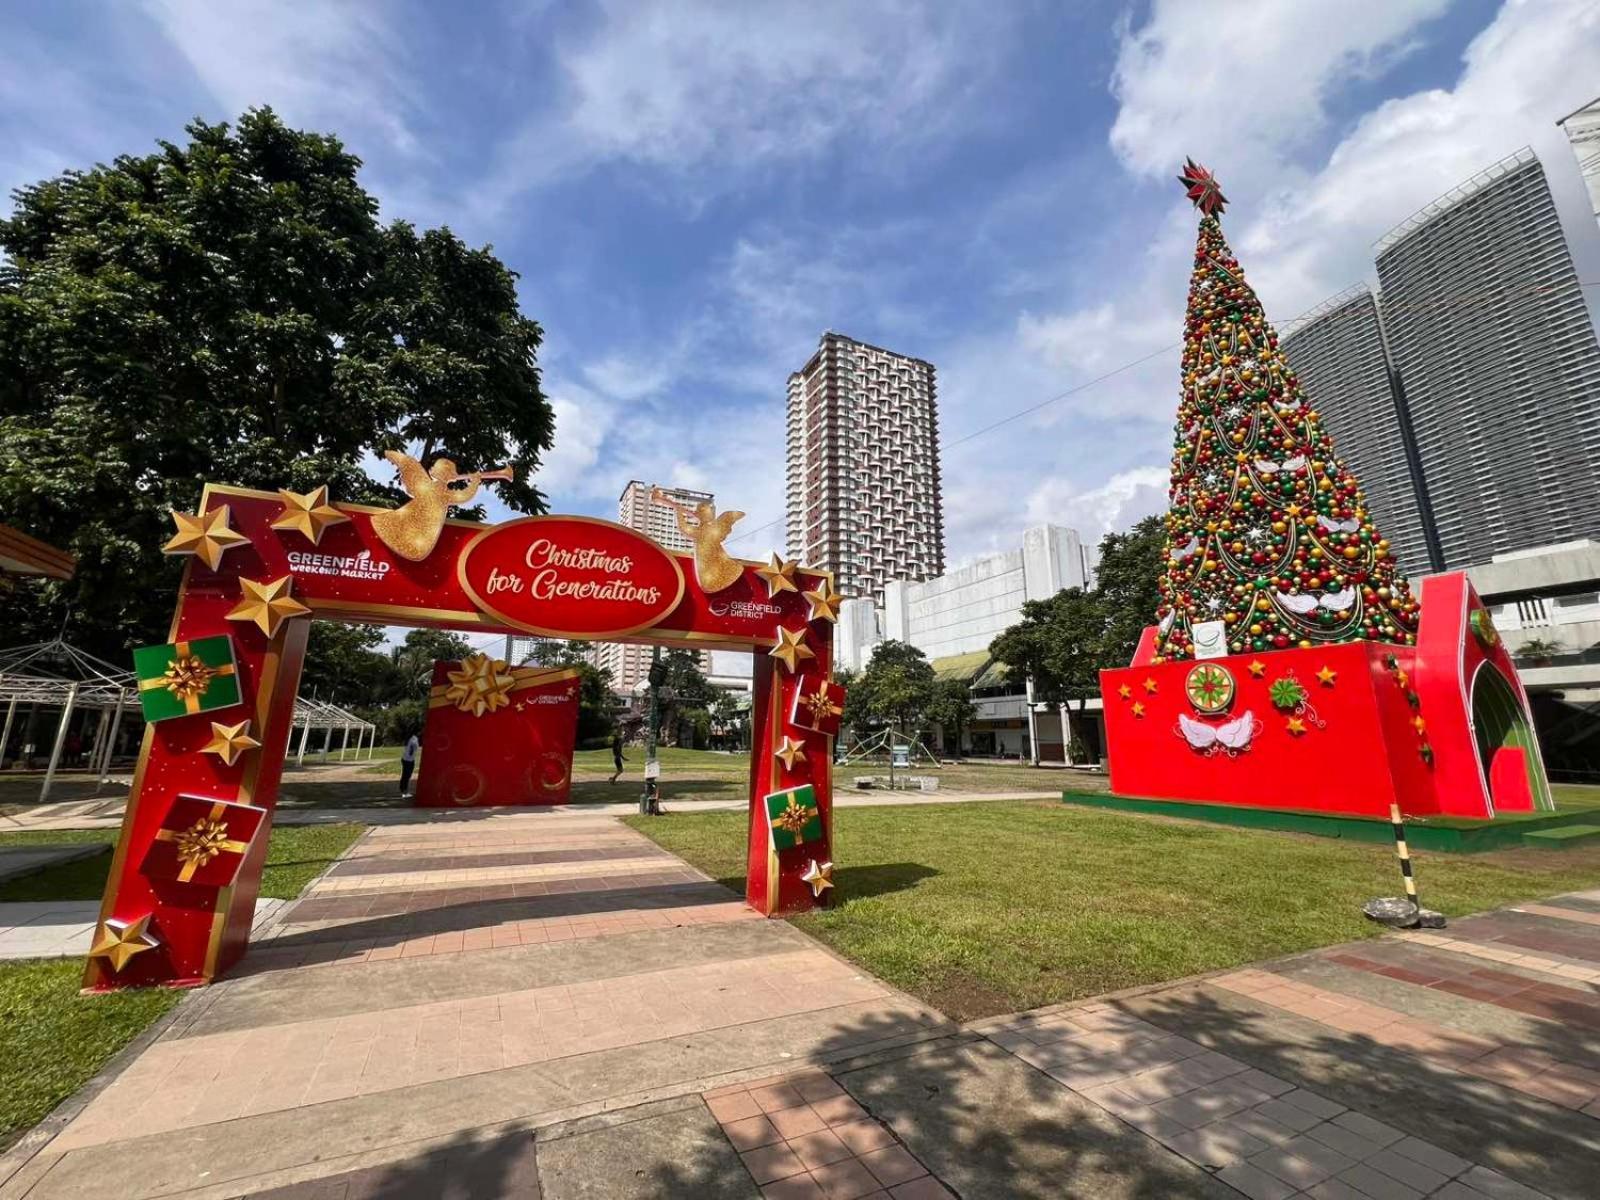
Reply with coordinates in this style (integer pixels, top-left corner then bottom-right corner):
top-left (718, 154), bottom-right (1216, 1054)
top-left (609, 731), bottom-right (627, 784)
top-left (399, 731), bottom-right (420, 798)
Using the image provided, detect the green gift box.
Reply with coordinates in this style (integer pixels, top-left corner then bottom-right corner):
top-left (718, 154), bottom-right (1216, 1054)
top-left (133, 635), bottom-right (243, 723)
top-left (765, 784), bottom-right (824, 851)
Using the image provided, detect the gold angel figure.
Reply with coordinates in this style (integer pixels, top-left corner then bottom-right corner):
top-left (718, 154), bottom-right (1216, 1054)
top-left (653, 487), bottom-right (744, 593)
top-left (372, 451), bottom-right (513, 562)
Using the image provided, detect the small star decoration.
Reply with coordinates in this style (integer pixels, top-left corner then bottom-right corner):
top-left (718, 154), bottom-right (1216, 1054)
top-left (227, 575), bottom-right (311, 638)
top-left (1247, 660), bottom-right (1266, 678)
top-left (1142, 677), bottom-right (1159, 694)
top-left (1286, 717), bottom-right (1307, 736)
top-left (801, 859), bottom-right (834, 900)
top-left (1316, 666), bottom-right (1337, 687)
top-left (775, 735), bottom-right (807, 771)
top-left (88, 914), bottom-right (160, 974)
top-left (755, 553), bottom-right (800, 598)
top-left (1117, 684), bottom-right (1132, 700)
top-left (270, 486), bottom-right (350, 545)
top-left (1132, 702), bottom-right (1146, 718)
top-left (768, 626), bottom-right (814, 674)
top-left (163, 506), bottom-right (250, 570)
top-left (201, 719), bottom-right (261, 766)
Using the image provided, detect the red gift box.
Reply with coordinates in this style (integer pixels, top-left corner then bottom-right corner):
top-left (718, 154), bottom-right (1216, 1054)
top-left (414, 658), bottom-right (581, 807)
top-left (140, 795), bottom-right (267, 888)
top-left (790, 678), bottom-right (846, 737)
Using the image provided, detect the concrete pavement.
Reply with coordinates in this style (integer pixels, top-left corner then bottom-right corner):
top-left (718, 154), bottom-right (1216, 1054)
top-left (3, 805), bottom-right (1598, 1198)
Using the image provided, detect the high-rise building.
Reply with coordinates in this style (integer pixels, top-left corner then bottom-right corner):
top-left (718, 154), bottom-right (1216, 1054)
top-left (1281, 285), bottom-right (1438, 573)
top-left (596, 481), bottom-right (712, 695)
top-left (785, 332), bottom-right (944, 601)
top-left (1373, 147), bottom-right (1600, 569)
top-left (1558, 94), bottom-right (1600, 229)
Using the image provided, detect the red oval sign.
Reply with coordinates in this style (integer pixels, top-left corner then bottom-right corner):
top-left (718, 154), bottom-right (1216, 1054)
top-left (457, 515), bottom-right (686, 639)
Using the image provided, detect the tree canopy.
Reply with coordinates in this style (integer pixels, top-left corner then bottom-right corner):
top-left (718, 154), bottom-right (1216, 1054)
top-left (0, 107), bottom-right (554, 657)
top-left (852, 640), bottom-right (936, 732)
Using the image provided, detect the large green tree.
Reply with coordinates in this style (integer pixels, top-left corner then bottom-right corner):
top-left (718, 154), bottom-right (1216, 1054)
top-left (854, 640), bottom-right (936, 733)
top-left (1094, 514), bottom-right (1165, 667)
top-left (0, 108), bottom-right (554, 657)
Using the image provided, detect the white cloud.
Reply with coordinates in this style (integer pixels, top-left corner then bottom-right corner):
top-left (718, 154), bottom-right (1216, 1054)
top-left (1024, 467), bottom-right (1168, 542)
top-left (138, 0), bottom-right (421, 156)
top-left (472, 0), bottom-right (1011, 213)
top-left (1109, 0), bottom-right (1450, 186)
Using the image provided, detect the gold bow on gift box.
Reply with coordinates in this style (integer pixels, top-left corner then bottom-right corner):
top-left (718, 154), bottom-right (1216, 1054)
top-left (430, 655), bottom-right (581, 718)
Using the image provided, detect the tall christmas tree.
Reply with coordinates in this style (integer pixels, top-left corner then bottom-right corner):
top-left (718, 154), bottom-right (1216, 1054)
top-left (1153, 161), bottom-right (1419, 662)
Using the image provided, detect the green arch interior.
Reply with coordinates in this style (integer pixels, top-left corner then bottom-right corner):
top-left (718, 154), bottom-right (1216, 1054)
top-left (1471, 665), bottom-right (1553, 813)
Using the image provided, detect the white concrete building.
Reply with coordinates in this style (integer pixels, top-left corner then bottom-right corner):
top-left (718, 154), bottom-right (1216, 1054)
top-left (1558, 95), bottom-right (1600, 230)
top-left (838, 523), bottom-right (1098, 762)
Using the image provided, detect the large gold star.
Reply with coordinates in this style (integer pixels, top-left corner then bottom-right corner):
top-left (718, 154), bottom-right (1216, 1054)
top-left (1316, 666), bottom-right (1337, 687)
top-left (227, 575), bottom-right (311, 638)
top-left (269, 485), bottom-right (350, 545)
top-left (801, 859), bottom-right (834, 899)
top-left (201, 719), bottom-right (261, 766)
top-left (775, 735), bottom-right (808, 771)
top-left (768, 626), bottom-right (815, 674)
top-left (88, 914), bottom-right (159, 974)
top-left (803, 577), bottom-right (843, 623)
top-left (754, 553), bottom-right (800, 598)
top-left (162, 506), bottom-right (251, 571)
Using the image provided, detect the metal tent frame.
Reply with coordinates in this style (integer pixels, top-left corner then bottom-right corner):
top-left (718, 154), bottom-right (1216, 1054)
top-left (290, 697), bottom-right (377, 766)
top-left (0, 639), bottom-right (138, 801)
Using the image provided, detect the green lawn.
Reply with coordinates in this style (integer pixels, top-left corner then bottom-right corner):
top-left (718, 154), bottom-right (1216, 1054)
top-left (338, 745), bottom-right (1071, 808)
top-left (0, 821), bottom-right (363, 1149)
top-left (624, 798), bottom-right (1600, 1021)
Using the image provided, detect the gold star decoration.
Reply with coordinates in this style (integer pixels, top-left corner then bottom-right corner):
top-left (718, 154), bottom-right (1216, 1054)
top-left (88, 914), bottom-right (160, 974)
top-left (227, 575), bottom-right (311, 639)
top-left (201, 719), bottom-right (261, 766)
top-left (801, 859), bottom-right (835, 899)
top-left (775, 735), bottom-right (808, 771)
top-left (1316, 666), bottom-right (1337, 687)
top-left (162, 506), bottom-right (250, 570)
top-left (803, 577), bottom-right (843, 622)
top-left (1142, 677), bottom-right (1159, 694)
top-left (754, 552), bottom-right (800, 598)
top-left (269, 485), bottom-right (350, 545)
top-left (1286, 717), bottom-right (1307, 736)
top-left (1247, 660), bottom-right (1267, 678)
top-left (1413, 716), bottom-right (1427, 734)
top-left (1117, 684), bottom-right (1132, 700)
top-left (1132, 702), bottom-right (1146, 718)
top-left (769, 626), bottom-right (815, 674)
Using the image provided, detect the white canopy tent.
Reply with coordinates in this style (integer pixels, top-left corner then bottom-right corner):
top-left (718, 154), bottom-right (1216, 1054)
top-left (290, 697), bottom-right (377, 766)
top-left (0, 639), bottom-right (137, 802)
top-left (0, 639), bottom-right (377, 801)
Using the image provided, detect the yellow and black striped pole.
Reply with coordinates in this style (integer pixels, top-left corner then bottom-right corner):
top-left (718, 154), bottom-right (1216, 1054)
top-left (1389, 802), bottom-right (1420, 916)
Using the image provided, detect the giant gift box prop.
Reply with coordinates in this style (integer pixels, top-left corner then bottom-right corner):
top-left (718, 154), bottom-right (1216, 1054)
top-left (413, 657), bottom-right (580, 807)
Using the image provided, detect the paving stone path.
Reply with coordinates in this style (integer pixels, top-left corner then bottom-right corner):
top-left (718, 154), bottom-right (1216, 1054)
top-left (1, 810), bottom-right (1596, 1199)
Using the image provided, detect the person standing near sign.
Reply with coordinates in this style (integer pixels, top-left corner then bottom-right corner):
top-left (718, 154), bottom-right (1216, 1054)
top-left (399, 731), bottom-right (420, 797)
top-left (609, 732), bottom-right (627, 784)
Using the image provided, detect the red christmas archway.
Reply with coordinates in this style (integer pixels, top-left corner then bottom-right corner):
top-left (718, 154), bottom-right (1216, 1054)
top-left (84, 483), bottom-right (844, 991)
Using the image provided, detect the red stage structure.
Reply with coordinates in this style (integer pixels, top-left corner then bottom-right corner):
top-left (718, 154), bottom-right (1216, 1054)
top-left (1099, 162), bottom-right (1552, 823)
top-left (87, 482), bottom-right (845, 990)
top-left (413, 657), bottom-right (581, 807)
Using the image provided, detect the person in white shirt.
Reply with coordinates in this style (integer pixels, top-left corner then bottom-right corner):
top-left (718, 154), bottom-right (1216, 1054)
top-left (399, 732), bottom-right (420, 797)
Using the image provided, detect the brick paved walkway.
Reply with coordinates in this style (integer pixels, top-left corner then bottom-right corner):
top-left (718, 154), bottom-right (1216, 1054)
top-left (4, 812), bottom-right (1597, 1198)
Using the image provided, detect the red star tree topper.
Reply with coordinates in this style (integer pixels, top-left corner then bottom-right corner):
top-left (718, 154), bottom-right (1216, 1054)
top-left (1155, 161), bottom-right (1420, 661)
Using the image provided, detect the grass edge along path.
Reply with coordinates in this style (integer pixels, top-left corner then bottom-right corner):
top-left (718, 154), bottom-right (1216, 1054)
top-left (624, 798), bottom-right (1600, 1022)
top-left (0, 822), bottom-right (365, 1150)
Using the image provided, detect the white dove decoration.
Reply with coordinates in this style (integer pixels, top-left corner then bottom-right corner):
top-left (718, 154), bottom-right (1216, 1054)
top-left (1317, 515), bottom-right (1361, 534)
top-left (1170, 536), bottom-right (1201, 561)
top-left (1279, 593), bottom-right (1321, 615)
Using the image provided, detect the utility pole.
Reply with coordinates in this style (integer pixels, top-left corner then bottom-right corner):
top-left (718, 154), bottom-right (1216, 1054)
top-left (640, 646), bottom-right (664, 815)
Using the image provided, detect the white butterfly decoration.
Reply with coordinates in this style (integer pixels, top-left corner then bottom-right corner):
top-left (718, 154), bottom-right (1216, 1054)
top-left (1277, 587), bottom-right (1358, 615)
top-left (1317, 515), bottom-right (1361, 534)
top-left (1177, 711), bottom-right (1260, 754)
top-left (1252, 455), bottom-right (1306, 476)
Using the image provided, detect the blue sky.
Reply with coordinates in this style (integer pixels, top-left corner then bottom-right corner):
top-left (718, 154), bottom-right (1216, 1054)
top-left (5, 0), bottom-right (1600, 579)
